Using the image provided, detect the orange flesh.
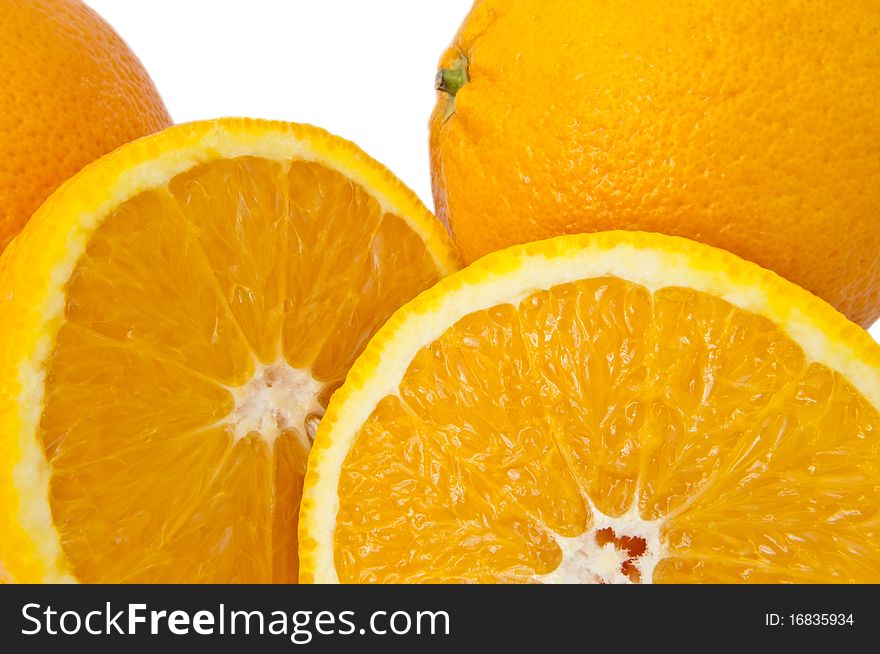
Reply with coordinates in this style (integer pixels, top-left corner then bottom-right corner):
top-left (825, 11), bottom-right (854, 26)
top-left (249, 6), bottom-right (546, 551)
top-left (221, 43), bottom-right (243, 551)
top-left (335, 278), bottom-right (880, 583)
top-left (41, 157), bottom-right (440, 582)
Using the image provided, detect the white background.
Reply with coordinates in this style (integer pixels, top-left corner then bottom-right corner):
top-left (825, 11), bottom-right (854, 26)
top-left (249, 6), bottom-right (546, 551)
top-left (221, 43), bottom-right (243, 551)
top-left (86, 0), bottom-right (880, 338)
top-left (86, 0), bottom-right (472, 209)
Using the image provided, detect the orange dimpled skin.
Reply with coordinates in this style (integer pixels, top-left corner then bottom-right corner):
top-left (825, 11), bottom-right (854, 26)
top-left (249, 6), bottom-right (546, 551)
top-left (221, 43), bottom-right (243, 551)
top-left (0, 0), bottom-right (171, 251)
top-left (430, 0), bottom-right (880, 326)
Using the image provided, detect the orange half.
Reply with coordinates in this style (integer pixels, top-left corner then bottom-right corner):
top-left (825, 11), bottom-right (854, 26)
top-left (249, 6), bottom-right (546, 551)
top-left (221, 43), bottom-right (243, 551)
top-left (0, 118), bottom-right (460, 583)
top-left (300, 232), bottom-right (880, 583)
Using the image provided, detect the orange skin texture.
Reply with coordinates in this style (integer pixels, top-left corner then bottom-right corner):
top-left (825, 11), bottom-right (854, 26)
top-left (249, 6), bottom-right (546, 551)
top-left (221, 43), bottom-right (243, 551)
top-left (0, 0), bottom-right (170, 252)
top-left (430, 0), bottom-right (880, 327)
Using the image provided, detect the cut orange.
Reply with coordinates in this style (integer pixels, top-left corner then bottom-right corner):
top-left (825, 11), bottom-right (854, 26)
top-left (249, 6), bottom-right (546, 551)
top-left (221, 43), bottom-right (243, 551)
top-left (299, 232), bottom-right (880, 583)
top-left (0, 118), bottom-right (460, 583)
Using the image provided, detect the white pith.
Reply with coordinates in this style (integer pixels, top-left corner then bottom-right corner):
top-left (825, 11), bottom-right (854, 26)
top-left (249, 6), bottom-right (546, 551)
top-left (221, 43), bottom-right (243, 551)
top-left (534, 500), bottom-right (663, 584)
top-left (227, 361), bottom-right (325, 448)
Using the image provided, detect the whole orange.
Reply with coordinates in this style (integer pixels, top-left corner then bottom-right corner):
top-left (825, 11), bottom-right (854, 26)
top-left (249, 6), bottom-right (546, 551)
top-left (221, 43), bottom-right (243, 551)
top-left (0, 0), bottom-right (170, 252)
top-left (430, 0), bottom-right (880, 326)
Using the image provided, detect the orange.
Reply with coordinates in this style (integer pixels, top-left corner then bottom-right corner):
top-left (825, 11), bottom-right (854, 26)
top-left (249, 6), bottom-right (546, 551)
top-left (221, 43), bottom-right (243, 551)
top-left (0, 0), bottom-right (170, 252)
top-left (429, 0), bottom-right (880, 327)
top-left (300, 232), bottom-right (880, 583)
top-left (0, 118), bottom-right (460, 583)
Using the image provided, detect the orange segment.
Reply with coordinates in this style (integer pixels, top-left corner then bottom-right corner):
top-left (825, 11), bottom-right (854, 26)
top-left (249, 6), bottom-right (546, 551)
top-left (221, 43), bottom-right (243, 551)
top-left (300, 232), bottom-right (880, 584)
top-left (519, 279), bottom-right (653, 517)
top-left (659, 365), bottom-right (880, 583)
top-left (144, 436), bottom-right (275, 584)
top-left (398, 305), bottom-right (589, 536)
top-left (65, 188), bottom-right (254, 385)
top-left (0, 119), bottom-right (460, 583)
top-left (272, 431), bottom-right (309, 583)
top-left (41, 324), bottom-right (234, 462)
top-left (283, 161), bottom-right (383, 369)
top-left (639, 287), bottom-right (807, 519)
top-left (312, 213), bottom-right (442, 383)
top-left (335, 395), bottom-right (564, 583)
top-left (168, 157), bottom-right (290, 364)
top-left (51, 426), bottom-right (232, 583)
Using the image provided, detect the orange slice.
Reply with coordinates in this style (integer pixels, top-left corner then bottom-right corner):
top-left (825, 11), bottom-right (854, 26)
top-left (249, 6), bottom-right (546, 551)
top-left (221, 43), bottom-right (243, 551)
top-left (0, 118), bottom-right (460, 583)
top-left (300, 232), bottom-right (880, 583)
